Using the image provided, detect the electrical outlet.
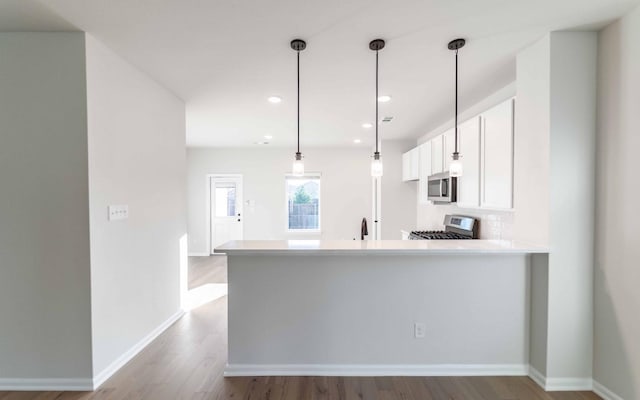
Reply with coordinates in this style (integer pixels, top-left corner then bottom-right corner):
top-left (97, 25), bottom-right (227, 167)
top-left (414, 322), bottom-right (426, 338)
top-left (108, 205), bottom-right (129, 221)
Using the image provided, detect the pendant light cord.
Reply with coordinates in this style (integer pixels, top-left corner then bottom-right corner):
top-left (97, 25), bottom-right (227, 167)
top-left (375, 50), bottom-right (379, 154)
top-left (454, 49), bottom-right (459, 156)
top-left (297, 49), bottom-right (300, 155)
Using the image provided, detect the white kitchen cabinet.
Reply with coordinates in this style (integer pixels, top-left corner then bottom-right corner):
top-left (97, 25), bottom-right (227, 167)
top-left (481, 99), bottom-right (514, 209)
top-left (418, 141), bottom-right (432, 204)
top-left (410, 147), bottom-right (419, 179)
top-left (402, 147), bottom-right (419, 182)
top-left (431, 134), bottom-right (444, 174)
top-left (402, 152), bottom-right (410, 181)
top-left (456, 116), bottom-right (482, 208)
top-left (443, 129), bottom-right (455, 172)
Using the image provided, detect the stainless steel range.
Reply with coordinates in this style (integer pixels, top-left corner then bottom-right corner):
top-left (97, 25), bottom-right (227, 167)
top-left (409, 215), bottom-right (478, 240)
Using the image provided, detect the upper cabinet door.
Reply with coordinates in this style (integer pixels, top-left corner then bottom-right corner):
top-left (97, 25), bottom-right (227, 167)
top-left (418, 141), bottom-right (432, 204)
top-left (431, 134), bottom-right (444, 174)
top-left (456, 116), bottom-right (482, 208)
top-left (410, 147), bottom-right (420, 180)
top-left (443, 129), bottom-right (455, 172)
top-left (402, 151), bottom-right (410, 181)
top-left (481, 99), bottom-right (514, 209)
top-left (402, 148), bottom-right (420, 181)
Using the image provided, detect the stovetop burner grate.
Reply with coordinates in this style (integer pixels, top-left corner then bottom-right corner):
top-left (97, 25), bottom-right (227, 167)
top-left (409, 230), bottom-right (471, 240)
top-left (409, 215), bottom-right (479, 240)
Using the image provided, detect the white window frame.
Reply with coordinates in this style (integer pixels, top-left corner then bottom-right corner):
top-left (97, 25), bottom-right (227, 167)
top-left (285, 173), bottom-right (321, 233)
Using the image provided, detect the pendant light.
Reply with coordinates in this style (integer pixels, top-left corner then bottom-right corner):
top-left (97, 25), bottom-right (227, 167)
top-left (448, 38), bottom-right (466, 178)
top-left (291, 39), bottom-right (306, 176)
top-left (370, 39), bottom-right (385, 177)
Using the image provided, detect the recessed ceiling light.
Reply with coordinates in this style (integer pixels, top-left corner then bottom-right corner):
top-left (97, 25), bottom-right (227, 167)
top-left (362, 123), bottom-right (373, 129)
top-left (377, 95), bottom-right (392, 103)
top-left (267, 96), bottom-right (282, 104)
top-left (253, 141), bottom-right (270, 145)
top-left (353, 139), bottom-right (362, 144)
top-left (264, 135), bottom-right (273, 139)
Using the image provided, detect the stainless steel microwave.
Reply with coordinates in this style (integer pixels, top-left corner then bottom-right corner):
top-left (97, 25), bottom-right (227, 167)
top-left (427, 172), bottom-right (457, 203)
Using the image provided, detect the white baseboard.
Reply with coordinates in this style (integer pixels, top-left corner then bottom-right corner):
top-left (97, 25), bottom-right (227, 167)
top-left (92, 310), bottom-right (185, 390)
top-left (528, 365), bottom-right (547, 388)
top-left (528, 365), bottom-right (593, 391)
top-left (0, 378), bottom-right (93, 391)
top-left (545, 377), bottom-right (592, 391)
top-left (593, 381), bottom-right (625, 400)
top-left (0, 310), bottom-right (185, 392)
top-left (188, 252), bottom-right (209, 257)
top-left (224, 363), bottom-right (529, 377)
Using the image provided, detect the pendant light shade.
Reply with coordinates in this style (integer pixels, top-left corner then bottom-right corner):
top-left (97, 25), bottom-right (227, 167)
top-left (370, 39), bottom-right (385, 177)
top-left (371, 154), bottom-right (383, 177)
top-left (291, 39), bottom-right (306, 177)
top-left (449, 158), bottom-right (463, 177)
top-left (292, 152), bottom-right (304, 176)
top-left (448, 38), bottom-right (466, 178)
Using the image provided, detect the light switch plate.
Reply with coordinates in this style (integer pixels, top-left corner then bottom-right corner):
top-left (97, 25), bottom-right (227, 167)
top-left (108, 205), bottom-right (129, 221)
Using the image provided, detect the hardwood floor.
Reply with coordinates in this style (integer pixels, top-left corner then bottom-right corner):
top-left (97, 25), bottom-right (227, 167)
top-left (0, 256), bottom-right (601, 400)
top-left (189, 255), bottom-right (227, 289)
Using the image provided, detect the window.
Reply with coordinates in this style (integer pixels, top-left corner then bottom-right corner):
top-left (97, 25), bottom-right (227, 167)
top-left (286, 174), bottom-right (321, 232)
top-left (214, 183), bottom-right (237, 217)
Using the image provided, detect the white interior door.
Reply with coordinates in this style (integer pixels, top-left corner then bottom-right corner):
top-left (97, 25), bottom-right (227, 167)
top-left (211, 176), bottom-right (243, 252)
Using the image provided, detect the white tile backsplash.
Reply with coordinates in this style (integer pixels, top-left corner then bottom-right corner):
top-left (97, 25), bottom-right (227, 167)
top-left (416, 202), bottom-right (514, 240)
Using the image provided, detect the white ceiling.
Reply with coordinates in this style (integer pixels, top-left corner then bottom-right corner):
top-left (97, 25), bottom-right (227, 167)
top-left (1, 0), bottom-right (638, 147)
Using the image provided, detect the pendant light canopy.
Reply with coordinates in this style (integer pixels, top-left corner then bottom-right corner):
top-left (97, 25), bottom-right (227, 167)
top-left (448, 38), bottom-right (466, 178)
top-left (370, 39), bottom-right (385, 177)
top-left (291, 39), bottom-right (306, 177)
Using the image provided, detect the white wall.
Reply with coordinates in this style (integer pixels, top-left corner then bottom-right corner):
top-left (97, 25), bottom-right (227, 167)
top-left (594, 6), bottom-right (640, 399)
top-left (380, 140), bottom-right (417, 239)
top-left (85, 36), bottom-right (187, 378)
top-left (517, 35), bottom-right (552, 377)
top-left (547, 31), bottom-right (597, 382)
top-left (0, 33), bottom-right (93, 384)
top-left (513, 37), bottom-right (551, 245)
top-left (187, 147), bottom-right (373, 253)
top-left (415, 84), bottom-right (517, 238)
top-left (515, 32), bottom-right (597, 385)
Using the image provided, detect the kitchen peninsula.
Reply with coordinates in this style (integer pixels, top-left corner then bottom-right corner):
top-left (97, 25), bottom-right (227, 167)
top-left (217, 240), bottom-right (550, 378)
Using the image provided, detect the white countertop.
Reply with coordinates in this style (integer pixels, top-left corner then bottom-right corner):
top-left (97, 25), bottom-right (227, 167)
top-left (215, 240), bottom-right (548, 255)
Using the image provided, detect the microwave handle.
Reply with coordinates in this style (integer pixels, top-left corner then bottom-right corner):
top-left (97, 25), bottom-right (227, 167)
top-left (441, 179), bottom-right (448, 196)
